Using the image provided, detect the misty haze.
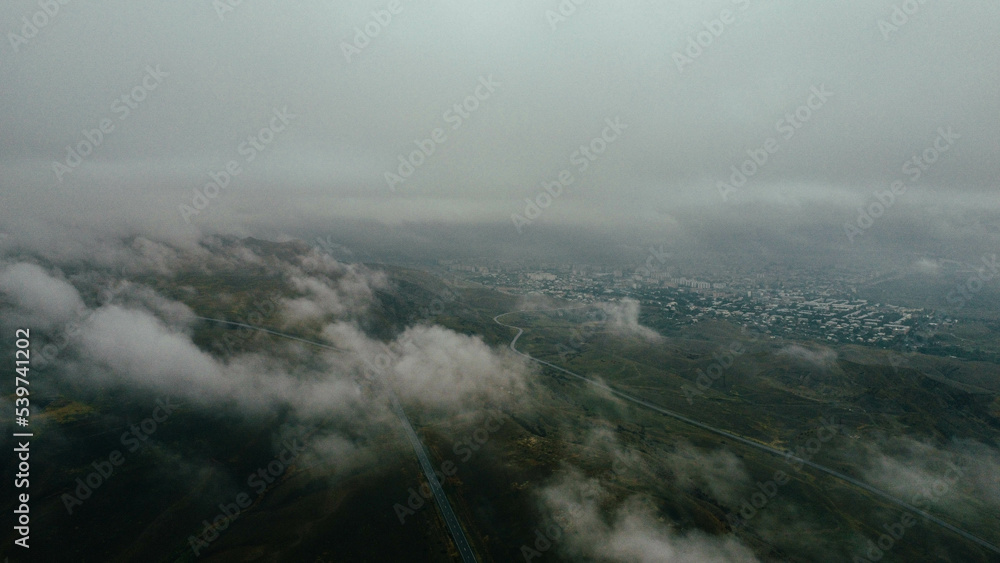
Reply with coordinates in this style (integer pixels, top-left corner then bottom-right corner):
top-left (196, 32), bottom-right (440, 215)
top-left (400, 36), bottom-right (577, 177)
top-left (2, 1), bottom-right (999, 562)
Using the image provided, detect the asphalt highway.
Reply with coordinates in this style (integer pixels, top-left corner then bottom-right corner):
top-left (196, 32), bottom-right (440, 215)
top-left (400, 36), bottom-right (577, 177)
top-left (390, 396), bottom-right (478, 563)
top-left (196, 316), bottom-right (478, 562)
top-left (493, 308), bottom-right (1000, 557)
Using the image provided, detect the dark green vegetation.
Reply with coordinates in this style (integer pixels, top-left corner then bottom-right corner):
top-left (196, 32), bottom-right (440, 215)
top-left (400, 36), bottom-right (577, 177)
top-left (3, 240), bottom-right (998, 562)
top-left (492, 308), bottom-right (999, 561)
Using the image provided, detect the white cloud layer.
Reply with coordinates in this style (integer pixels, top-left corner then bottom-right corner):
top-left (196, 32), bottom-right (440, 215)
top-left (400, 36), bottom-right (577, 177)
top-left (539, 469), bottom-right (760, 562)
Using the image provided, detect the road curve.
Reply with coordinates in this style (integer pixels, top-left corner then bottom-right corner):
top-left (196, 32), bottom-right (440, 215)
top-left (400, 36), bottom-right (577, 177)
top-left (196, 316), bottom-right (478, 562)
top-left (493, 309), bottom-right (1000, 556)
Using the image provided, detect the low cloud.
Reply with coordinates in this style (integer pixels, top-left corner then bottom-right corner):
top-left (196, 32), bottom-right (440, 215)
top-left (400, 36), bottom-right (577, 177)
top-left (0, 262), bottom-right (84, 330)
top-left (279, 267), bottom-right (384, 326)
top-left (662, 441), bottom-right (752, 507)
top-left (72, 303), bottom-right (365, 418)
top-left (860, 436), bottom-right (1000, 516)
top-left (323, 321), bottom-right (532, 412)
top-left (303, 432), bottom-right (378, 475)
top-left (262, 246), bottom-right (389, 327)
top-left (78, 304), bottom-right (229, 398)
top-left (539, 469), bottom-right (760, 562)
top-left (777, 344), bottom-right (837, 369)
top-left (912, 257), bottom-right (942, 276)
top-left (0, 237), bottom-right (387, 422)
top-left (584, 427), bottom-right (647, 477)
top-left (116, 283), bottom-right (197, 328)
top-left (599, 298), bottom-right (662, 342)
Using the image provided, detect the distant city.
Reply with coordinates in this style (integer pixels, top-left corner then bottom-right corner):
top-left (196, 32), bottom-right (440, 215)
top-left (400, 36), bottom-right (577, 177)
top-left (433, 259), bottom-right (955, 349)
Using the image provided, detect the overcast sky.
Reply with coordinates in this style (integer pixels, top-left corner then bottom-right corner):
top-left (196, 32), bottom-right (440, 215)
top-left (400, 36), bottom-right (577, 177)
top-left (1, 0), bottom-right (997, 261)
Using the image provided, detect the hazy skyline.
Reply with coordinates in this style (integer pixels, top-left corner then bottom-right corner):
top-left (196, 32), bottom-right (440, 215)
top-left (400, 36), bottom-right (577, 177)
top-left (2, 0), bottom-right (998, 262)
top-left (3, 4), bottom-right (1000, 560)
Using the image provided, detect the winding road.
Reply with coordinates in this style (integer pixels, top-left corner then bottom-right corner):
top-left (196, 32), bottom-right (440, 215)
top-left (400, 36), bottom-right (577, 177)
top-left (493, 309), bottom-right (1000, 557)
top-left (196, 317), bottom-right (478, 563)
